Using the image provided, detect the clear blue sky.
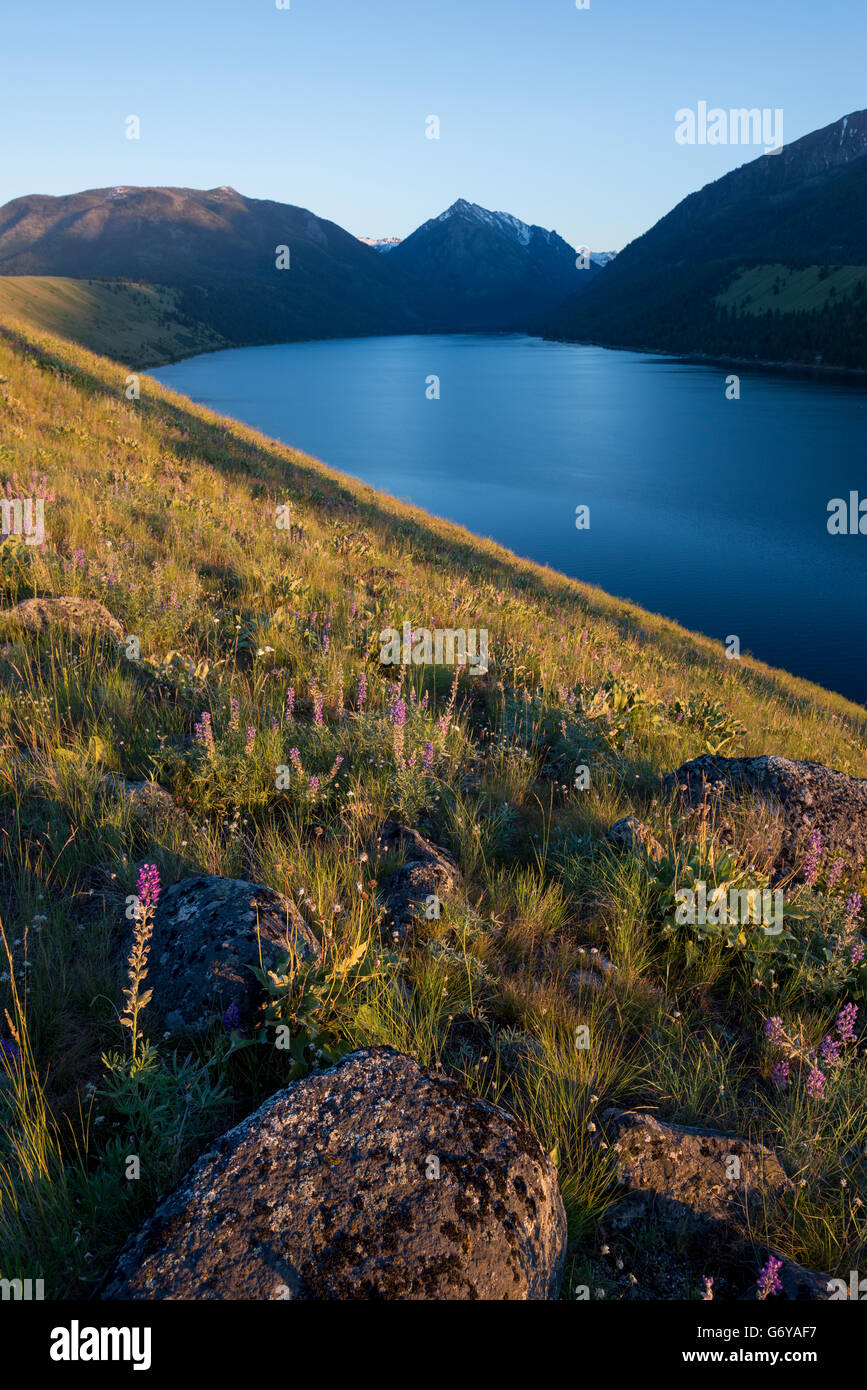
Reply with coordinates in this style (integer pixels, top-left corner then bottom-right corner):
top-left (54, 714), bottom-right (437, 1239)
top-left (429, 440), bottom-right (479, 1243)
top-left (2, 0), bottom-right (864, 252)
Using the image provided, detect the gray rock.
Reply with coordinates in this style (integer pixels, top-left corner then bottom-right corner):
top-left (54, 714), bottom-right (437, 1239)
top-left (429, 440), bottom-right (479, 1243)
top-left (605, 816), bottom-right (664, 865)
top-left (101, 1047), bottom-right (567, 1300)
top-left (602, 1108), bottom-right (793, 1228)
top-left (378, 821), bottom-right (460, 937)
top-left (0, 596), bottom-right (124, 643)
top-left (148, 875), bottom-right (319, 1034)
top-left (102, 775), bottom-right (191, 836)
top-left (663, 754), bottom-right (867, 876)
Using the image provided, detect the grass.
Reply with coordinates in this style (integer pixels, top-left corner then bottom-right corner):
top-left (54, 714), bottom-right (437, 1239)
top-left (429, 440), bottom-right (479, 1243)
top-left (716, 263), bottom-right (867, 318)
top-left (0, 278), bottom-right (226, 367)
top-left (0, 317), bottom-right (864, 1300)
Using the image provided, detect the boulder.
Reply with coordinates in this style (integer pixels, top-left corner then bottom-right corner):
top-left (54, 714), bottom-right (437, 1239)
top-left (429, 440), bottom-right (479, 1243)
top-left (0, 596), bottom-right (124, 643)
top-left (148, 875), bottom-right (319, 1034)
top-left (663, 754), bottom-right (867, 875)
top-left (378, 821), bottom-right (460, 937)
top-left (101, 1046), bottom-right (567, 1300)
top-left (605, 816), bottom-right (664, 865)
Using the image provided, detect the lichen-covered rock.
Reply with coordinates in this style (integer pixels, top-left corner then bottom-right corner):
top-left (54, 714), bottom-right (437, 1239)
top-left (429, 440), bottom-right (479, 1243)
top-left (0, 596), bottom-right (124, 642)
top-left (101, 1047), bottom-right (567, 1300)
top-left (601, 1108), bottom-right (793, 1228)
top-left (102, 775), bottom-right (192, 836)
top-left (149, 875), bottom-right (319, 1034)
top-left (378, 821), bottom-right (460, 937)
top-left (605, 816), bottom-right (664, 864)
top-left (663, 754), bottom-right (867, 875)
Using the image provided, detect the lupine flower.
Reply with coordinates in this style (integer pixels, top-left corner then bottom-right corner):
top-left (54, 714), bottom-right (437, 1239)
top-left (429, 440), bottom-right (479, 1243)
top-left (700, 1275), bottom-right (714, 1301)
top-left (827, 857), bottom-right (845, 890)
top-left (137, 863), bottom-right (161, 910)
top-left (818, 1035), bottom-right (842, 1067)
top-left (764, 1016), bottom-right (785, 1046)
top-left (356, 670), bottom-right (367, 712)
top-left (197, 711), bottom-right (215, 755)
top-left (349, 600), bottom-right (357, 621)
top-left (322, 619), bottom-right (331, 654)
top-left (803, 830), bottom-right (822, 887)
top-left (269, 716), bottom-right (278, 732)
top-left (770, 1060), bottom-right (790, 1088)
top-left (325, 754), bottom-right (344, 784)
top-left (286, 687), bottom-right (295, 720)
top-left (289, 747), bottom-right (302, 773)
top-left (308, 775), bottom-right (320, 796)
top-left (850, 941), bottom-right (865, 966)
top-left (230, 697), bottom-right (240, 732)
top-left (392, 698), bottom-right (407, 763)
top-left (756, 1255), bottom-right (783, 1300)
top-left (836, 1002), bottom-right (858, 1043)
top-left (245, 726), bottom-right (256, 754)
top-left (806, 1067), bottom-right (826, 1100)
top-left (845, 892), bottom-right (862, 926)
top-left (422, 741), bottom-right (434, 772)
top-left (223, 1002), bottom-right (241, 1033)
top-left (311, 683), bottom-right (324, 727)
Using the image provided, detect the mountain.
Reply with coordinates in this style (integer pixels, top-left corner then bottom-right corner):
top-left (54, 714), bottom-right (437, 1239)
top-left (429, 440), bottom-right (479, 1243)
top-left (544, 109), bottom-right (867, 370)
top-left (0, 185), bottom-right (425, 348)
top-left (389, 198), bottom-right (600, 331)
top-left (357, 235), bottom-right (402, 252)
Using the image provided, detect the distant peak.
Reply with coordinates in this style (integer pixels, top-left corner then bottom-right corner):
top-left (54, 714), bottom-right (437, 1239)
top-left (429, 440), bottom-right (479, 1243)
top-left (436, 199), bottom-right (537, 246)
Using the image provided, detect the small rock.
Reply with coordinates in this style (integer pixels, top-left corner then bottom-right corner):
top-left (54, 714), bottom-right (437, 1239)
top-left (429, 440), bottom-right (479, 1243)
top-left (101, 1047), bottom-right (567, 1300)
top-left (600, 1108), bottom-right (793, 1228)
top-left (147, 875), bottom-right (319, 1034)
top-left (378, 820), bottom-right (460, 936)
top-left (0, 596), bottom-right (124, 643)
top-left (605, 817), bottom-right (664, 865)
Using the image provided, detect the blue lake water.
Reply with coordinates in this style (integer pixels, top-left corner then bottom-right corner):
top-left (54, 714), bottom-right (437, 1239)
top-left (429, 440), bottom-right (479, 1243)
top-left (153, 334), bottom-right (867, 705)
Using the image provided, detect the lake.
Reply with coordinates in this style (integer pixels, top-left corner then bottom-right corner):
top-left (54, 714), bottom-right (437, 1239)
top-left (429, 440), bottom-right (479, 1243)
top-left (153, 334), bottom-right (867, 705)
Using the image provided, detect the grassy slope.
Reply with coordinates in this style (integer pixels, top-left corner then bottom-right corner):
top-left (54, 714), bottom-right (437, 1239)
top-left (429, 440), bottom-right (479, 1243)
top-left (0, 320), bottom-right (864, 1300)
top-left (0, 277), bottom-right (226, 366)
top-left (717, 264), bottom-right (867, 317)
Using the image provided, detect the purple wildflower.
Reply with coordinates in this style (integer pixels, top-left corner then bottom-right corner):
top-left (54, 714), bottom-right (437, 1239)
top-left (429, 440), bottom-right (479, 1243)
top-left (422, 741), bottom-right (434, 772)
top-left (700, 1275), bottom-right (714, 1301)
top-left (806, 1067), bottom-right (826, 1100)
top-left (828, 857), bottom-right (845, 890)
top-left (308, 775), bottom-right (319, 796)
top-left (846, 892), bottom-right (862, 927)
top-left (818, 1035), bottom-right (842, 1067)
top-left (311, 683), bottom-right (324, 727)
top-left (245, 726), bottom-right (256, 754)
top-left (850, 941), bottom-right (865, 966)
top-left (356, 670), bottom-right (367, 712)
top-left (764, 1016), bottom-right (785, 1047)
top-left (289, 747), bottom-right (302, 773)
top-left (286, 687), bottom-right (295, 720)
top-left (391, 699), bottom-right (407, 728)
top-left (349, 600), bottom-right (357, 621)
top-left (322, 619), bottom-right (331, 655)
top-left (230, 697), bottom-right (240, 732)
top-left (198, 711), bottom-right (215, 755)
top-left (836, 1002), bottom-right (858, 1044)
top-left (803, 830), bottom-right (822, 887)
top-left (223, 1002), bottom-right (242, 1033)
top-left (770, 1060), bottom-right (790, 1088)
top-left (137, 863), bottom-right (161, 910)
top-left (756, 1255), bottom-right (783, 1300)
